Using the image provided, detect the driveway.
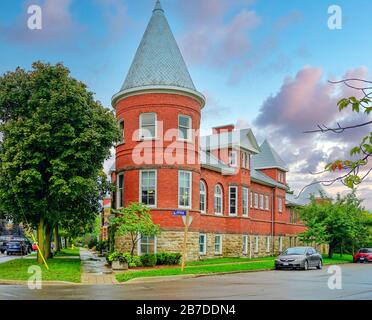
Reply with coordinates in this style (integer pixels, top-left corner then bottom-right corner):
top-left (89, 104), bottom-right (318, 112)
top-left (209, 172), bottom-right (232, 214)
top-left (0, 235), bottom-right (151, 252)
top-left (0, 253), bottom-right (19, 264)
top-left (0, 264), bottom-right (371, 300)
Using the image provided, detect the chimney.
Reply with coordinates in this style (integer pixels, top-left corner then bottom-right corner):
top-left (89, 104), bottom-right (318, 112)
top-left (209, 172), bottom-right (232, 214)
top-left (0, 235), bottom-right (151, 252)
top-left (212, 124), bottom-right (235, 134)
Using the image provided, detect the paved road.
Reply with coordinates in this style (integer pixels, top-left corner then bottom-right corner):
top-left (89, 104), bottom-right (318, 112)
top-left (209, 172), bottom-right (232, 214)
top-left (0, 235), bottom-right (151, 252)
top-left (0, 264), bottom-right (371, 300)
top-left (0, 254), bottom-right (19, 264)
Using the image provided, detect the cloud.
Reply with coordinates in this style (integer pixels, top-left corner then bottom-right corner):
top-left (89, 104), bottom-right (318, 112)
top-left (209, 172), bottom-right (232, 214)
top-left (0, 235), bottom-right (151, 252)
top-left (252, 66), bottom-right (371, 204)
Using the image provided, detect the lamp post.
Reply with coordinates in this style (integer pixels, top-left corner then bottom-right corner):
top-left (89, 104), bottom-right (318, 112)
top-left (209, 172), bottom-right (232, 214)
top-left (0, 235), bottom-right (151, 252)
top-left (181, 192), bottom-right (190, 272)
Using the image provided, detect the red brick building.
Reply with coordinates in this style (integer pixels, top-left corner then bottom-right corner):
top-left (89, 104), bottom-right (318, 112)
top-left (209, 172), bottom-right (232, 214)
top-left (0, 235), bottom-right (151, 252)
top-left (110, 1), bottom-right (309, 260)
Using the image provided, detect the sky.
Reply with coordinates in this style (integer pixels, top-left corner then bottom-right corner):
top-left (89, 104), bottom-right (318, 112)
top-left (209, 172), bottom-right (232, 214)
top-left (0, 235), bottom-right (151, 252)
top-left (0, 0), bottom-right (371, 210)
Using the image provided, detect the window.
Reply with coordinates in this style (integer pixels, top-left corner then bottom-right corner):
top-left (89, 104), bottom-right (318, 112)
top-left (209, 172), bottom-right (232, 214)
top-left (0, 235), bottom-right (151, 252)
top-left (254, 236), bottom-right (259, 253)
top-left (140, 113), bottom-right (157, 140)
top-left (293, 209), bottom-right (297, 224)
top-left (229, 150), bottom-right (238, 167)
top-left (138, 235), bottom-right (156, 255)
top-left (279, 236), bottom-right (283, 252)
top-left (199, 181), bottom-right (206, 213)
top-left (178, 115), bottom-right (192, 141)
top-left (199, 234), bottom-right (206, 255)
top-left (245, 152), bottom-right (250, 169)
top-left (250, 192), bottom-right (253, 208)
top-left (214, 185), bottom-right (223, 215)
top-left (178, 171), bottom-right (192, 208)
top-left (278, 171), bottom-right (285, 183)
top-left (242, 187), bottom-right (249, 216)
top-left (215, 235), bottom-right (222, 254)
top-left (265, 195), bottom-right (269, 210)
top-left (116, 173), bottom-right (124, 209)
top-left (254, 193), bottom-right (259, 209)
top-left (289, 208), bottom-right (293, 223)
top-left (278, 198), bottom-right (283, 213)
top-left (243, 235), bottom-right (248, 255)
top-left (259, 194), bottom-right (264, 210)
top-left (266, 236), bottom-right (271, 253)
top-left (140, 170), bottom-right (157, 207)
top-left (229, 186), bottom-right (238, 215)
top-left (119, 119), bottom-right (125, 144)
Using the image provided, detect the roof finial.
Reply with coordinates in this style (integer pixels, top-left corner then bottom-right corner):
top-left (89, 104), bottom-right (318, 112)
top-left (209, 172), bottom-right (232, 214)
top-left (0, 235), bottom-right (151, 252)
top-left (153, 0), bottom-right (164, 13)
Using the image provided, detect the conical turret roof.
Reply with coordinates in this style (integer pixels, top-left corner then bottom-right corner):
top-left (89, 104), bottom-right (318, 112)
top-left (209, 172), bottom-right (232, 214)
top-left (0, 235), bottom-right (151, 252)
top-left (112, 1), bottom-right (205, 107)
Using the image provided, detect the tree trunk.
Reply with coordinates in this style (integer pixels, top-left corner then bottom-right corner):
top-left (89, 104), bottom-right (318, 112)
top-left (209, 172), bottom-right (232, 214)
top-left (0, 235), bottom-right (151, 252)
top-left (328, 240), bottom-right (337, 259)
top-left (54, 225), bottom-right (61, 252)
top-left (45, 223), bottom-right (52, 259)
top-left (37, 217), bottom-right (46, 264)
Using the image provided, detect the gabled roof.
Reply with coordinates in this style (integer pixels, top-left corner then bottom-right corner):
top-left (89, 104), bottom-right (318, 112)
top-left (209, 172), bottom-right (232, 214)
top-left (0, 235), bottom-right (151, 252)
top-left (252, 140), bottom-right (289, 172)
top-left (251, 169), bottom-right (287, 189)
top-left (112, 1), bottom-right (205, 107)
top-left (200, 128), bottom-right (261, 154)
top-left (200, 150), bottom-right (235, 175)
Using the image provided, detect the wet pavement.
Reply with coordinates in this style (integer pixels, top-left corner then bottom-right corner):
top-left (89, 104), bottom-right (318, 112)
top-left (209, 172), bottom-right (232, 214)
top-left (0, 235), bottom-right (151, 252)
top-left (0, 264), bottom-right (371, 300)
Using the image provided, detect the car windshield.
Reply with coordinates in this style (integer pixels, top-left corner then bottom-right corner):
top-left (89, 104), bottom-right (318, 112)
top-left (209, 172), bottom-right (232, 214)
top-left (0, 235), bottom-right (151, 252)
top-left (359, 248), bottom-right (372, 253)
top-left (283, 248), bottom-right (307, 255)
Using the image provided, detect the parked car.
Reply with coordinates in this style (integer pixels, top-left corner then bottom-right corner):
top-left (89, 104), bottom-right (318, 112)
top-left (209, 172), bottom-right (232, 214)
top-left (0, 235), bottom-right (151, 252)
top-left (6, 241), bottom-right (29, 256)
top-left (275, 247), bottom-right (323, 270)
top-left (0, 240), bottom-right (8, 254)
top-left (32, 242), bottom-right (38, 251)
top-left (353, 248), bottom-right (372, 263)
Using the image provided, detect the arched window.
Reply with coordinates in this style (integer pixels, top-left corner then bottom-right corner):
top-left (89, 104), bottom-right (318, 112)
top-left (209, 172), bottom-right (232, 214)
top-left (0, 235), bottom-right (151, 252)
top-left (214, 185), bottom-right (223, 215)
top-left (199, 181), bottom-right (206, 213)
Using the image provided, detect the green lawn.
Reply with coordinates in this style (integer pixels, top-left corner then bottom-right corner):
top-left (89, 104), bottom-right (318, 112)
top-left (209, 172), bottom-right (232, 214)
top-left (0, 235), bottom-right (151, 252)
top-left (0, 257), bottom-right (81, 283)
top-left (322, 254), bottom-right (353, 265)
top-left (116, 254), bottom-right (353, 283)
top-left (54, 247), bottom-right (80, 257)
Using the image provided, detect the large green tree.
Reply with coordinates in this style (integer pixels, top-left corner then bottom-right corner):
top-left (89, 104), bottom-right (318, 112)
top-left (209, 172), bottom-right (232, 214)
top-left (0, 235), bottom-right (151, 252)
top-left (299, 192), bottom-right (370, 258)
top-left (0, 62), bottom-right (119, 263)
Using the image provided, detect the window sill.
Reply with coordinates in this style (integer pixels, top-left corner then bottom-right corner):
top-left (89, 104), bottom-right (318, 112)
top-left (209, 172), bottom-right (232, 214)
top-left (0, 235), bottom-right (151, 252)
top-left (177, 139), bottom-right (193, 143)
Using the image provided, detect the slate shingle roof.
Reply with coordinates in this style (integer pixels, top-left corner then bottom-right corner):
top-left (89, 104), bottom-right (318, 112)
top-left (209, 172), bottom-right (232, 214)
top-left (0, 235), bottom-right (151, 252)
top-left (252, 140), bottom-right (289, 172)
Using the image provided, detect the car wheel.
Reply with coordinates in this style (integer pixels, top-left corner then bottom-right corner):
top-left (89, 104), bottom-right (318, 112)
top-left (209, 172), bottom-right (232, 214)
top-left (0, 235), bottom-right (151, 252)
top-left (317, 260), bottom-right (323, 270)
top-left (303, 260), bottom-right (309, 270)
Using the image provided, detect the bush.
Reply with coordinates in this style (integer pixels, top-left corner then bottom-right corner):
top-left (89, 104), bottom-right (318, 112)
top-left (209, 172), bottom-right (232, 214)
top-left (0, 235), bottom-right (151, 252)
top-left (96, 240), bottom-right (108, 253)
top-left (140, 253), bottom-right (157, 267)
top-left (156, 252), bottom-right (182, 265)
top-left (88, 238), bottom-right (98, 249)
top-left (122, 253), bottom-right (143, 268)
top-left (107, 251), bottom-right (128, 264)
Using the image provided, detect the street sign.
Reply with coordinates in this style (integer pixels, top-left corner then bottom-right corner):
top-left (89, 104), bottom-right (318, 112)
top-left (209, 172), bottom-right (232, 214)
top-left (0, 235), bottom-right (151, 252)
top-left (173, 210), bottom-right (187, 216)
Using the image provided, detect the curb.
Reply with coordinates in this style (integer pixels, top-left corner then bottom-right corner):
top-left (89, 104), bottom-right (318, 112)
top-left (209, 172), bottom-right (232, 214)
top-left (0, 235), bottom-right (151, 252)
top-left (0, 280), bottom-right (81, 286)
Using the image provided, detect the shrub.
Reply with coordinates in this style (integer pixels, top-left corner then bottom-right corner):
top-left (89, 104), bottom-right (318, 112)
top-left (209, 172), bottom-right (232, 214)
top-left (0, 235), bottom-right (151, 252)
top-left (122, 253), bottom-right (143, 268)
top-left (156, 252), bottom-right (182, 265)
top-left (96, 240), bottom-right (108, 253)
top-left (107, 251), bottom-right (128, 264)
top-left (140, 253), bottom-right (157, 267)
top-left (88, 238), bottom-right (98, 249)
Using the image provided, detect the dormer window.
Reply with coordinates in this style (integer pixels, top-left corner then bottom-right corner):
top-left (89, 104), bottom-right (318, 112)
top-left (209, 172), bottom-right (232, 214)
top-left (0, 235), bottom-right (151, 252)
top-left (278, 171), bottom-right (285, 183)
top-left (229, 150), bottom-right (238, 167)
top-left (178, 115), bottom-right (192, 141)
top-left (140, 113), bottom-right (157, 140)
top-left (241, 152), bottom-right (250, 169)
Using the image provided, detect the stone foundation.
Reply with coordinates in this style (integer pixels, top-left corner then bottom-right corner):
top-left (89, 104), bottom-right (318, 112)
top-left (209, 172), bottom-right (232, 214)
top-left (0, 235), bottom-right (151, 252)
top-left (115, 230), bottom-right (329, 261)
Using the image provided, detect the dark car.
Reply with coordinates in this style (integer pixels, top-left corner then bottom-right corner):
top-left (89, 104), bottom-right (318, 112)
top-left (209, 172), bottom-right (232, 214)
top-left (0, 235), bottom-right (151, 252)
top-left (0, 241), bottom-right (8, 254)
top-left (275, 247), bottom-right (323, 270)
top-left (353, 248), bottom-right (372, 263)
top-left (6, 241), bottom-right (29, 256)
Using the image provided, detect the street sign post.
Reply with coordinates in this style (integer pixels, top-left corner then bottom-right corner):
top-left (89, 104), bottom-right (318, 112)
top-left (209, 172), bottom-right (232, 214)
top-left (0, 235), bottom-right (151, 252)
top-left (181, 210), bottom-right (190, 272)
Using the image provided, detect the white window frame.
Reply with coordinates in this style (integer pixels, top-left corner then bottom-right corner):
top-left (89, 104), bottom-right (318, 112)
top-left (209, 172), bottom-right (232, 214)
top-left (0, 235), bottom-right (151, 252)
top-left (245, 152), bottom-right (250, 169)
top-left (214, 184), bottom-right (223, 215)
top-left (228, 186), bottom-right (238, 216)
top-left (137, 235), bottom-right (157, 256)
top-left (199, 234), bottom-right (206, 255)
top-left (119, 119), bottom-right (125, 144)
top-left (259, 194), bottom-right (264, 210)
top-left (229, 150), bottom-right (238, 167)
top-left (254, 236), bottom-right (259, 253)
top-left (243, 235), bottom-right (248, 255)
top-left (250, 191), bottom-right (253, 208)
top-left (278, 198), bottom-right (283, 213)
top-left (242, 187), bottom-right (249, 217)
top-left (254, 192), bottom-right (259, 209)
top-left (214, 234), bottom-right (222, 255)
top-left (116, 173), bottom-right (124, 209)
top-left (265, 195), bottom-right (269, 210)
top-left (178, 114), bottom-right (192, 142)
top-left (139, 170), bottom-right (157, 208)
top-left (266, 236), bottom-right (271, 253)
top-left (139, 113), bottom-right (157, 140)
top-left (199, 181), bottom-right (206, 214)
top-left (178, 171), bottom-right (192, 209)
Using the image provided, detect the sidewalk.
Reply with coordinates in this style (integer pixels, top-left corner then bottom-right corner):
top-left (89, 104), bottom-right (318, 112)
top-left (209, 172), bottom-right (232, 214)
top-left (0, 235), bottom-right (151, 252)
top-left (80, 248), bottom-right (118, 285)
